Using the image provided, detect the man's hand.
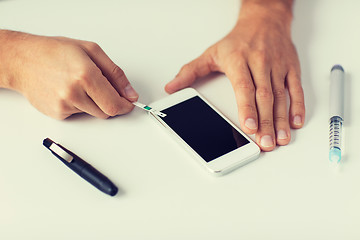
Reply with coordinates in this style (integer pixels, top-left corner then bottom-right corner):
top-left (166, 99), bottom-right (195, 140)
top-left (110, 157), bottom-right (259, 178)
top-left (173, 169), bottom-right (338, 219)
top-left (0, 30), bottom-right (138, 119)
top-left (165, 1), bottom-right (305, 151)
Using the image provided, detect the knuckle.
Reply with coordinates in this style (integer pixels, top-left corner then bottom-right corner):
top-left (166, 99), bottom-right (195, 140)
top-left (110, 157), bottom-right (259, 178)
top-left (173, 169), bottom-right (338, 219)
top-left (292, 85), bottom-right (304, 96)
top-left (234, 80), bottom-right (255, 92)
top-left (104, 104), bottom-right (121, 116)
top-left (273, 88), bottom-right (287, 100)
top-left (84, 41), bottom-right (101, 53)
top-left (111, 65), bottom-right (126, 80)
top-left (256, 87), bottom-right (273, 100)
top-left (53, 99), bottom-right (69, 116)
top-left (104, 103), bottom-right (132, 117)
top-left (254, 49), bottom-right (269, 65)
top-left (292, 100), bottom-right (305, 109)
top-left (59, 84), bottom-right (79, 102)
top-left (274, 115), bottom-right (288, 123)
top-left (225, 50), bottom-right (246, 67)
top-left (74, 67), bottom-right (90, 82)
top-left (179, 63), bottom-right (197, 79)
top-left (76, 67), bottom-right (100, 88)
top-left (228, 49), bottom-right (244, 58)
top-left (259, 119), bottom-right (273, 129)
top-left (180, 63), bottom-right (193, 73)
top-left (272, 53), bottom-right (283, 63)
top-left (238, 103), bottom-right (256, 114)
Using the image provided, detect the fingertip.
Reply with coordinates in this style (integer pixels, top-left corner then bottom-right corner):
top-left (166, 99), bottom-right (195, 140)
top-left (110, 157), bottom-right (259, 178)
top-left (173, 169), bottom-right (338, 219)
top-left (291, 115), bottom-right (304, 129)
top-left (276, 129), bottom-right (291, 146)
top-left (259, 145), bottom-right (276, 152)
top-left (258, 145), bottom-right (276, 152)
top-left (287, 69), bottom-right (305, 129)
top-left (257, 134), bottom-right (276, 152)
top-left (124, 84), bottom-right (139, 101)
top-left (164, 81), bottom-right (177, 94)
top-left (260, 146), bottom-right (276, 152)
top-left (167, 54), bottom-right (213, 94)
top-left (103, 98), bottom-right (135, 117)
top-left (243, 118), bottom-right (258, 133)
top-left (165, 74), bottom-right (188, 94)
top-left (127, 93), bottom-right (139, 103)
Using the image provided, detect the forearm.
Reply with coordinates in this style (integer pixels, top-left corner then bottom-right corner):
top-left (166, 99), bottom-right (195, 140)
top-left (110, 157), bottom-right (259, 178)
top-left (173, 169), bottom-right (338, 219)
top-left (0, 29), bottom-right (18, 89)
top-left (241, 0), bottom-right (294, 13)
top-left (240, 0), bottom-right (294, 33)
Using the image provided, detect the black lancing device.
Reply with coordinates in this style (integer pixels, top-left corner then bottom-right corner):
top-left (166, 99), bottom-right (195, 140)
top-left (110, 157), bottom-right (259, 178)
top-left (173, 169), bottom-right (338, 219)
top-left (43, 138), bottom-right (118, 196)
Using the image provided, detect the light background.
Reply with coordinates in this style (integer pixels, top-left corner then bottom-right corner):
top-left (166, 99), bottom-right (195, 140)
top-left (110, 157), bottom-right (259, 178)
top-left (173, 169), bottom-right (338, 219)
top-left (0, 0), bottom-right (359, 239)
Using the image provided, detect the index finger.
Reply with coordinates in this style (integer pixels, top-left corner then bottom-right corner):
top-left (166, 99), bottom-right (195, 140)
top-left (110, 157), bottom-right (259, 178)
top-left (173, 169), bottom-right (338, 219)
top-left (79, 41), bottom-right (139, 102)
top-left (83, 65), bottom-right (135, 116)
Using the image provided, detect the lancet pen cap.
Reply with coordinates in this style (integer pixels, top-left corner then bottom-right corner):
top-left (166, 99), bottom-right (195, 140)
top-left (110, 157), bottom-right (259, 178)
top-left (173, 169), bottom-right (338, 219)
top-left (43, 138), bottom-right (53, 148)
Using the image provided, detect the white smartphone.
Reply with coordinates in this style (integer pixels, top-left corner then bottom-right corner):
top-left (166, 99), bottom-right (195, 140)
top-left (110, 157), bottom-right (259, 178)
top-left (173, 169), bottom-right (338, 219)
top-left (149, 88), bottom-right (260, 176)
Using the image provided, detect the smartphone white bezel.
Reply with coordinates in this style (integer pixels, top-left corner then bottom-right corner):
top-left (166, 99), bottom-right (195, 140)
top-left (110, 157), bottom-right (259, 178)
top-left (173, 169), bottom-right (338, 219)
top-left (149, 88), bottom-right (260, 175)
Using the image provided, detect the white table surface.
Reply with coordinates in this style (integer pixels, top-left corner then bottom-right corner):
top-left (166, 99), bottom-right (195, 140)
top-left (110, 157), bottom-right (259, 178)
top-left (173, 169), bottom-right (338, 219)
top-left (1, 0), bottom-right (359, 239)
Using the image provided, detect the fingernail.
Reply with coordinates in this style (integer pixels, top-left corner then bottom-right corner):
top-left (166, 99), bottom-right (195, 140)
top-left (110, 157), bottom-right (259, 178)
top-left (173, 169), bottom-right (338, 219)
top-left (245, 118), bottom-right (257, 130)
top-left (293, 115), bottom-right (302, 126)
top-left (277, 130), bottom-right (288, 140)
top-left (124, 84), bottom-right (138, 99)
top-left (260, 135), bottom-right (274, 148)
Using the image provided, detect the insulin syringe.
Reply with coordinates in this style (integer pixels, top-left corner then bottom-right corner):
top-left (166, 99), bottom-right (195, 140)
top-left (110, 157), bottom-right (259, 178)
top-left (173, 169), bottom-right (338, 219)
top-left (329, 65), bottom-right (345, 163)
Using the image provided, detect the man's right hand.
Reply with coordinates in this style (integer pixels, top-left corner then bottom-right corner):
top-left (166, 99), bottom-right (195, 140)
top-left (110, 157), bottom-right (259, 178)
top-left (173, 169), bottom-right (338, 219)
top-left (0, 30), bottom-right (139, 120)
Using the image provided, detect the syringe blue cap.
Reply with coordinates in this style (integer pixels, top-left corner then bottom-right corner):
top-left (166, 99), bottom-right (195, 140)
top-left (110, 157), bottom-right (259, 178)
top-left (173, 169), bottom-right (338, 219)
top-left (329, 148), bottom-right (341, 163)
top-left (331, 65), bottom-right (344, 72)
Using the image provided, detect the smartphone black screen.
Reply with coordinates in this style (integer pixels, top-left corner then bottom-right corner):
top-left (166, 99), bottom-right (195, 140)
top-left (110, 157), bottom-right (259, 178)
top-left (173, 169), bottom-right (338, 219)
top-left (161, 96), bottom-right (250, 162)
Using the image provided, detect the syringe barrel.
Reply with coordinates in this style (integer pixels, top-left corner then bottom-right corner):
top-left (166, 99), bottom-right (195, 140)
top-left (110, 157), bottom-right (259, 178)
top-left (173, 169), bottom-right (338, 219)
top-left (329, 65), bottom-right (344, 119)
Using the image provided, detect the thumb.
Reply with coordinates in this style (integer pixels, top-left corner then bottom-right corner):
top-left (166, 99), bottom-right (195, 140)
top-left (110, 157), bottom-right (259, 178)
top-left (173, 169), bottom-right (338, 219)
top-left (165, 50), bottom-right (217, 94)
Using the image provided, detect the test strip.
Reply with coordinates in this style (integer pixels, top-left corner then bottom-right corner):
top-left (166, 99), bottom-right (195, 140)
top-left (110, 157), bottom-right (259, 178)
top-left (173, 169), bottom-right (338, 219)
top-left (132, 101), bottom-right (167, 117)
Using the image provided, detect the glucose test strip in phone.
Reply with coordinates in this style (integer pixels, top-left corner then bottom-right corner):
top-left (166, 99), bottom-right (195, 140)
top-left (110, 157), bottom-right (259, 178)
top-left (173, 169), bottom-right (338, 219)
top-left (132, 101), bottom-right (167, 117)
